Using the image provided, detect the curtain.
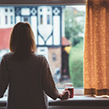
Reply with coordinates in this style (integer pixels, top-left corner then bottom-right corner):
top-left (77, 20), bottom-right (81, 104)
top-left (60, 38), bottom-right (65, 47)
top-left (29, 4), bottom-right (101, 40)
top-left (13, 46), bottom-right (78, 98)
top-left (84, 0), bottom-right (109, 96)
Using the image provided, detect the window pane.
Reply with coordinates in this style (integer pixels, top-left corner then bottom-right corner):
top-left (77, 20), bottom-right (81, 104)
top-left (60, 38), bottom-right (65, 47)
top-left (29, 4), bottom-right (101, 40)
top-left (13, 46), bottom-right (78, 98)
top-left (10, 15), bottom-right (13, 24)
top-left (24, 17), bottom-right (28, 22)
top-left (40, 8), bottom-right (42, 12)
top-left (47, 15), bottom-right (50, 24)
top-left (5, 16), bottom-right (8, 24)
top-left (47, 8), bottom-right (50, 12)
top-left (5, 8), bottom-right (8, 12)
top-left (40, 15), bottom-right (43, 24)
top-left (10, 9), bottom-right (13, 12)
top-left (0, 6), bottom-right (86, 95)
top-left (53, 53), bottom-right (56, 61)
top-left (64, 5), bottom-right (85, 88)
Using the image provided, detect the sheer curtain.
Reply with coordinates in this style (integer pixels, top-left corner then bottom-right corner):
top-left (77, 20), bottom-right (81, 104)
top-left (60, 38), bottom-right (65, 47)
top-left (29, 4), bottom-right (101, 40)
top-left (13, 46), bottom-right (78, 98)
top-left (84, 0), bottom-right (109, 96)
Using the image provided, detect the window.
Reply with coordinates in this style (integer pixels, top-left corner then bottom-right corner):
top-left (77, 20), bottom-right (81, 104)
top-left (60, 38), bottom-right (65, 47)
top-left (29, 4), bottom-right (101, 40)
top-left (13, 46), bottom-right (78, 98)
top-left (5, 16), bottom-right (8, 24)
top-left (40, 15), bottom-right (43, 24)
top-left (40, 8), bottom-right (42, 12)
top-left (10, 15), bottom-right (13, 24)
top-left (0, 4), bottom-right (86, 97)
top-left (47, 8), bottom-right (50, 12)
top-left (64, 5), bottom-right (85, 88)
top-left (24, 17), bottom-right (29, 22)
top-left (37, 47), bottom-right (48, 60)
top-left (5, 8), bottom-right (8, 12)
top-left (53, 53), bottom-right (56, 61)
top-left (47, 15), bottom-right (50, 24)
top-left (10, 9), bottom-right (13, 12)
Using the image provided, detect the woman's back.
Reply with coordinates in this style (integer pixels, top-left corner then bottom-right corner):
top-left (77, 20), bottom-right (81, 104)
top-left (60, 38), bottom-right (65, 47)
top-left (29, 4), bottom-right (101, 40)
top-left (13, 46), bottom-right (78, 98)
top-left (1, 53), bottom-right (57, 109)
top-left (0, 22), bottom-right (70, 109)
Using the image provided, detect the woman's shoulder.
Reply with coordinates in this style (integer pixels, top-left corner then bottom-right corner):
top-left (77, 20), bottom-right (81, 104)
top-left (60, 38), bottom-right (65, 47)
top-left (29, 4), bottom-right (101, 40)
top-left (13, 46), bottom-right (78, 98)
top-left (0, 52), bottom-right (14, 64)
top-left (32, 53), bottom-right (46, 60)
top-left (2, 52), bottom-right (13, 59)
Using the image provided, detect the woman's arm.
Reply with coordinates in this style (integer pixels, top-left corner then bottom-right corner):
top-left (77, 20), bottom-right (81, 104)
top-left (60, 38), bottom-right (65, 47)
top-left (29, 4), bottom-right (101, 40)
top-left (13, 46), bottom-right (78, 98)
top-left (41, 56), bottom-right (70, 100)
top-left (58, 89), bottom-right (70, 100)
top-left (0, 56), bottom-right (9, 98)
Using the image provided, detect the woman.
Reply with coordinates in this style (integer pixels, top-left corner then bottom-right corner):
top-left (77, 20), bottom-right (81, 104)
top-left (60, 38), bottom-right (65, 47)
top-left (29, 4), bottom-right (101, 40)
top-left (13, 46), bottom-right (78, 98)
top-left (0, 22), bottom-right (70, 109)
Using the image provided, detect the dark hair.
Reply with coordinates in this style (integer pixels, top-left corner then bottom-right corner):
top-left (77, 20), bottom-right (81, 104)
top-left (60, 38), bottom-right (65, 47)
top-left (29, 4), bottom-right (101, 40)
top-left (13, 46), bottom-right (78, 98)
top-left (9, 22), bottom-right (36, 61)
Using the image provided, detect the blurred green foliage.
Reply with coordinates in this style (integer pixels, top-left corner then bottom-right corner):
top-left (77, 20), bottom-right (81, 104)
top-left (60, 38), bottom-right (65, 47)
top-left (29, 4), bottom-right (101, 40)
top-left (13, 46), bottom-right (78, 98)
top-left (69, 40), bottom-right (83, 87)
top-left (64, 7), bottom-right (85, 88)
top-left (64, 7), bottom-right (85, 46)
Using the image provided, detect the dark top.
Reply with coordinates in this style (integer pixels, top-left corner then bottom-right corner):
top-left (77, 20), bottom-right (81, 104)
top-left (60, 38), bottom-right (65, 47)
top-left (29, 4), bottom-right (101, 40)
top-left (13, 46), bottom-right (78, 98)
top-left (0, 52), bottom-right (59, 109)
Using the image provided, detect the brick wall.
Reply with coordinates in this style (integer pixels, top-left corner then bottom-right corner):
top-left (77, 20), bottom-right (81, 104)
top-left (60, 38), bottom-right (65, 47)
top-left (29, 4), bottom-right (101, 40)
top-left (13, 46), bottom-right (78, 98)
top-left (48, 47), bottom-right (61, 75)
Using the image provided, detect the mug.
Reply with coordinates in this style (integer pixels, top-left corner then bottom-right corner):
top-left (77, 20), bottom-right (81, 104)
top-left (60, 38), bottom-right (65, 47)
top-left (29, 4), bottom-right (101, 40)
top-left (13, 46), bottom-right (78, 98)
top-left (65, 83), bottom-right (74, 98)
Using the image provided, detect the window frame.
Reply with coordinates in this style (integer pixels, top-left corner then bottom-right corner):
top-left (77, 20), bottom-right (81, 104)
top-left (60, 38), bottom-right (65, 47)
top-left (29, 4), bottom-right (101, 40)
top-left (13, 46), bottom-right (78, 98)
top-left (0, 0), bottom-right (86, 97)
top-left (0, 0), bottom-right (86, 5)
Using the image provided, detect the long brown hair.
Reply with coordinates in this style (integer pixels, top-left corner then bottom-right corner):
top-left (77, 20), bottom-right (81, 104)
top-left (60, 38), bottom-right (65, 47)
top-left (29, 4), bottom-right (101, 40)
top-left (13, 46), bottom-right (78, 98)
top-left (9, 22), bottom-right (36, 61)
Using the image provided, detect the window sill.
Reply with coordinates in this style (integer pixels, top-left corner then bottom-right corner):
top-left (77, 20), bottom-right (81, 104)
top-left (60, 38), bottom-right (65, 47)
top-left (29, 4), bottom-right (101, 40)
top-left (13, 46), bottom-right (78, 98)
top-left (1, 95), bottom-right (109, 107)
top-left (0, 96), bottom-right (7, 107)
top-left (49, 95), bottom-right (109, 107)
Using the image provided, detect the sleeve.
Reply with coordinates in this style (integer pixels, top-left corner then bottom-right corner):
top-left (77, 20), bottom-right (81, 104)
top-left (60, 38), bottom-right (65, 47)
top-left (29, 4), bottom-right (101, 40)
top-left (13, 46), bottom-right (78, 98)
top-left (41, 56), bottom-right (59, 100)
top-left (0, 57), bottom-right (9, 98)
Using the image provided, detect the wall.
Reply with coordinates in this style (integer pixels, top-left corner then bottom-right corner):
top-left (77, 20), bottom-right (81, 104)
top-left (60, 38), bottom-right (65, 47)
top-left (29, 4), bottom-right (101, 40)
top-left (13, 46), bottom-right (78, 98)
top-left (48, 47), bottom-right (61, 75)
